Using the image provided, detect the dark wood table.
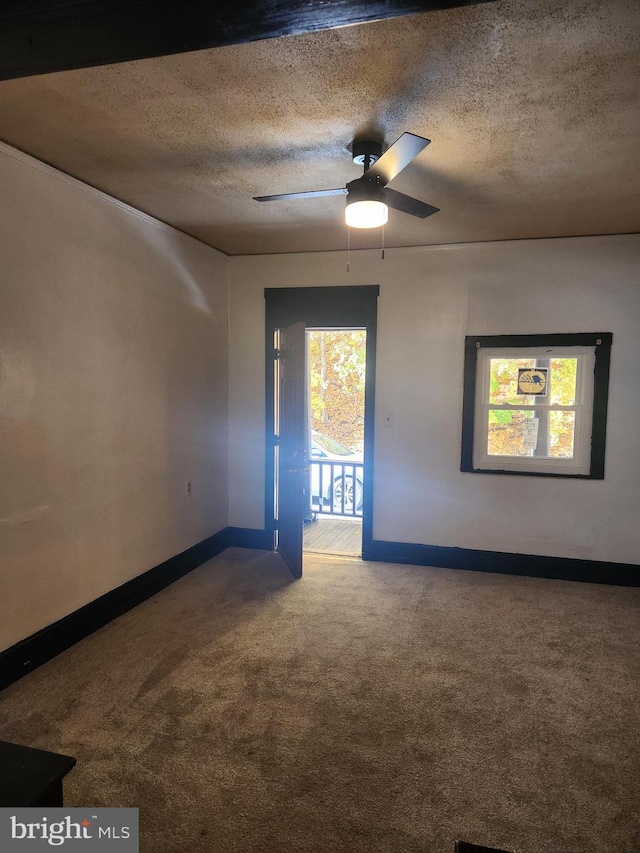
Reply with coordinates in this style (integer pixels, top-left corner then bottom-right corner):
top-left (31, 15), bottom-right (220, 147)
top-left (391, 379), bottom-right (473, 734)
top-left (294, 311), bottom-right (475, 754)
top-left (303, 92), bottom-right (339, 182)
top-left (0, 740), bottom-right (76, 807)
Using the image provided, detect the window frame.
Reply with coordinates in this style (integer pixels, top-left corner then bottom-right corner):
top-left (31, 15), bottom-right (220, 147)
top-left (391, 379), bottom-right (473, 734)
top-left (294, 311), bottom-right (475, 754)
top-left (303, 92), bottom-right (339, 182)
top-left (461, 333), bottom-right (612, 479)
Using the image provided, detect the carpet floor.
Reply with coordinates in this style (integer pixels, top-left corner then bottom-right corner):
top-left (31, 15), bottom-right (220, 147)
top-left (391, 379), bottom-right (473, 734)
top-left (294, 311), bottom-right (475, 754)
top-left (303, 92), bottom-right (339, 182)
top-left (1, 548), bottom-right (639, 853)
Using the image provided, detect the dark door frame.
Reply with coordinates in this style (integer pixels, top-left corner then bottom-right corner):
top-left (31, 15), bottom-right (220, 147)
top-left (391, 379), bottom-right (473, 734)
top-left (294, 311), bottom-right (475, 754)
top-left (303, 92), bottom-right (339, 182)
top-left (265, 285), bottom-right (379, 554)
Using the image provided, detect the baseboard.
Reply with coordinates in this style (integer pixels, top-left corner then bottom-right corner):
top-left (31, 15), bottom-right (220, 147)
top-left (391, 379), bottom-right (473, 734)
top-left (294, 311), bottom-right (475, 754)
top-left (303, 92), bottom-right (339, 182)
top-left (362, 539), bottom-right (640, 586)
top-left (0, 527), bottom-right (235, 692)
top-left (6, 527), bottom-right (632, 693)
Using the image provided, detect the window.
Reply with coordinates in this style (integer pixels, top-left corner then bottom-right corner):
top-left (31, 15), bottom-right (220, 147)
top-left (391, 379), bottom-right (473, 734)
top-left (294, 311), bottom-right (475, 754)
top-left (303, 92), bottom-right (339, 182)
top-left (461, 333), bottom-right (612, 478)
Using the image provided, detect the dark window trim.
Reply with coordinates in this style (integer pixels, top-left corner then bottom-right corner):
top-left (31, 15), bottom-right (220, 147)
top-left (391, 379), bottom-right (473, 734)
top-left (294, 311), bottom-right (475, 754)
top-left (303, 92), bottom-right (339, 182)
top-left (265, 286), bottom-right (379, 551)
top-left (460, 332), bottom-right (612, 479)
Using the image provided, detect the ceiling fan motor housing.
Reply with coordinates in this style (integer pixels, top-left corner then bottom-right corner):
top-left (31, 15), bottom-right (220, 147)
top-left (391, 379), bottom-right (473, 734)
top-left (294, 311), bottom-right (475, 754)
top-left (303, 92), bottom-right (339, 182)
top-left (347, 176), bottom-right (386, 204)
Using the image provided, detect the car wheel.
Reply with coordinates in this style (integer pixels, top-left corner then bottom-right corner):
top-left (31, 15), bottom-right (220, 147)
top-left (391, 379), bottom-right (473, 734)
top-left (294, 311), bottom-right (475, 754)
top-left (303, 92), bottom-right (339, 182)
top-left (331, 476), bottom-right (363, 513)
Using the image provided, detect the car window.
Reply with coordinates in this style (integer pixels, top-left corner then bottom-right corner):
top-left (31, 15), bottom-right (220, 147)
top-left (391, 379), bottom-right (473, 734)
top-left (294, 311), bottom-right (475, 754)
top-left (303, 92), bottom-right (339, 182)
top-left (311, 432), bottom-right (354, 456)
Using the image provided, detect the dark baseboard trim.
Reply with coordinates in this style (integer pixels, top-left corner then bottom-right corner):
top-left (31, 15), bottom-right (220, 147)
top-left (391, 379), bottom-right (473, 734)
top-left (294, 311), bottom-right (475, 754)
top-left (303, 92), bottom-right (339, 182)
top-left (6, 527), bottom-right (633, 693)
top-left (226, 526), bottom-right (274, 551)
top-left (0, 527), bottom-right (234, 693)
top-left (0, 526), bottom-right (274, 693)
top-left (363, 539), bottom-right (640, 586)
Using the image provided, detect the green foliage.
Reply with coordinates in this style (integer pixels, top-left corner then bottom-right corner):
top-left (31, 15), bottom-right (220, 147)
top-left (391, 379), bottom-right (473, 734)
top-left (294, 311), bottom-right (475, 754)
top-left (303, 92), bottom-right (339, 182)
top-left (489, 410), bottom-right (513, 425)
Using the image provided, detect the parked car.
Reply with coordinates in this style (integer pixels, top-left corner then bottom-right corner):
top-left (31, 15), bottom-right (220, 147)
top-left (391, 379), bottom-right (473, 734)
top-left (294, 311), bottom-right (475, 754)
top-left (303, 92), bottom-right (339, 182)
top-left (309, 430), bottom-right (364, 513)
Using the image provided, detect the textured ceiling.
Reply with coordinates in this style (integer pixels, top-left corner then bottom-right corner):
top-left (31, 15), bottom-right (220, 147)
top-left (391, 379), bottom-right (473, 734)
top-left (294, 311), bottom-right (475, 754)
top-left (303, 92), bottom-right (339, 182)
top-left (0, 0), bottom-right (638, 255)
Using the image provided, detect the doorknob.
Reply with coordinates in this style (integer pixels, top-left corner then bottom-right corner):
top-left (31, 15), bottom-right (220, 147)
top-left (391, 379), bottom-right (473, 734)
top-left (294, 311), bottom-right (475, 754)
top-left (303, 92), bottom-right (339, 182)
top-left (288, 466), bottom-right (311, 475)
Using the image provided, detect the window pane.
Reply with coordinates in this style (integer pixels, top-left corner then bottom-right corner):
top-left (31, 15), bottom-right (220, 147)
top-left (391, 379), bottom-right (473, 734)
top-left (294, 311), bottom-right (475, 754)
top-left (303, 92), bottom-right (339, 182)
top-left (489, 359), bottom-right (536, 404)
top-left (548, 410), bottom-right (576, 458)
top-left (487, 409), bottom-right (535, 456)
top-left (487, 409), bottom-right (576, 458)
top-left (549, 358), bottom-right (578, 406)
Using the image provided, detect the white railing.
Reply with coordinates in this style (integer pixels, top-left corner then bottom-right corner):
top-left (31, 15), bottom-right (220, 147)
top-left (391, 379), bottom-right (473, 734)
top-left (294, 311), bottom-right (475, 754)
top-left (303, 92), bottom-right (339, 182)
top-left (309, 460), bottom-right (364, 518)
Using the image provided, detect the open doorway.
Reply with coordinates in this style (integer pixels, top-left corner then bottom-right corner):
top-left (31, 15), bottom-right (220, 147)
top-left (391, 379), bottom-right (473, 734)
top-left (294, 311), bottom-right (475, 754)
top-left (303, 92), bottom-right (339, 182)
top-left (265, 286), bottom-right (379, 577)
top-left (303, 329), bottom-right (366, 558)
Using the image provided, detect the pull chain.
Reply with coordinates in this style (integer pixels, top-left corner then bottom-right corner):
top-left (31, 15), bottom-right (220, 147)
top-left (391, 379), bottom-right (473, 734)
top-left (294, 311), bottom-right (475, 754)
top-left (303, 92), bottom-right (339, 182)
top-left (347, 225), bottom-right (351, 273)
top-left (381, 221), bottom-right (385, 260)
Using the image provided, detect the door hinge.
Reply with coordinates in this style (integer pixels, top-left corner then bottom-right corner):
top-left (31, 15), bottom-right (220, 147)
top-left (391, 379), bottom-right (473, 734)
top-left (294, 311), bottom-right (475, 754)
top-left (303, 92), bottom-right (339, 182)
top-left (273, 435), bottom-right (280, 446)
top-left (273, 348), bottom-right (281, 360)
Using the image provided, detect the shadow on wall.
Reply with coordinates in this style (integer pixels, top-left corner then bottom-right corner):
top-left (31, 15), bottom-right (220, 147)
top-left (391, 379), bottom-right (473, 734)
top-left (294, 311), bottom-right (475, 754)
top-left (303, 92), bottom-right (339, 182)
top-left (129, 212), bottom-right (224, 316)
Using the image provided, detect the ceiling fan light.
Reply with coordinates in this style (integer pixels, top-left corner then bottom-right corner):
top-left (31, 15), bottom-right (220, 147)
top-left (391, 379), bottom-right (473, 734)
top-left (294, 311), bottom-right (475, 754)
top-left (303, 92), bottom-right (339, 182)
top-left (345, 178), bottom-right (388, 229)
top-left (345, 200), bottom-right (389, 229)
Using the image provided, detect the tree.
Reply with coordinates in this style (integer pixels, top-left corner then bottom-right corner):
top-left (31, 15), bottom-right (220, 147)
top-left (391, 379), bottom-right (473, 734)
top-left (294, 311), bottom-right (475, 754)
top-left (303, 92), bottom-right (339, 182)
top-left (307, 330), bottom-right (366, 452)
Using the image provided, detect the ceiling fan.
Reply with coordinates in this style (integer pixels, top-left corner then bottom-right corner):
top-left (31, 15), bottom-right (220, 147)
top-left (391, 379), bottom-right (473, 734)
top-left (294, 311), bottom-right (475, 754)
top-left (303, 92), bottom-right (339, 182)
top-left (254, 132), bottom-right (440, 229)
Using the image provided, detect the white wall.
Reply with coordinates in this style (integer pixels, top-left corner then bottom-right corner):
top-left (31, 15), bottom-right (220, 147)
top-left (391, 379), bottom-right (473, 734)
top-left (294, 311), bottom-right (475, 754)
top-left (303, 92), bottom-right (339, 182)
top-left (229, 234), bottom-right (640, 567)
top-left (0, 143), bottom-right (230, 653)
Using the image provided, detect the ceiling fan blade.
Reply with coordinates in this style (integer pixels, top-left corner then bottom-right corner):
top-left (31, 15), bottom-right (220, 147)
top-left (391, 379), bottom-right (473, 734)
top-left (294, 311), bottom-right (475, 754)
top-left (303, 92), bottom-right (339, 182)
top-left (367, 132), bottom-right (431, 185)
top-left (384, 188), bottom-right (440, 219)
top-left (254, 188), bottom-right (347, 202)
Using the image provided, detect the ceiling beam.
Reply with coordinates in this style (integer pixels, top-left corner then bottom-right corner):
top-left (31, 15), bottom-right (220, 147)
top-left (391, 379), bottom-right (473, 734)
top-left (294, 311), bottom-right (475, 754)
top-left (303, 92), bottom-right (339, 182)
top-left (0, 0), bottom-right (496, 81)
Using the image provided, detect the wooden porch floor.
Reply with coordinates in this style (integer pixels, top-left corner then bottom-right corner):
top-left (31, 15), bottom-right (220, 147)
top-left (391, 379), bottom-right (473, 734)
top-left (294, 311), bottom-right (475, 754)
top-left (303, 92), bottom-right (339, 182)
top-left (303, 516), bottom-right (362, 557)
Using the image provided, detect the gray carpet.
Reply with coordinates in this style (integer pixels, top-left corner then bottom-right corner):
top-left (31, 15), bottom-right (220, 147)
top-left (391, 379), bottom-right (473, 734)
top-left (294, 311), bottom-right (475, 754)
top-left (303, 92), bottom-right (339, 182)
top-left (1, 548), bottom-right (639, 853)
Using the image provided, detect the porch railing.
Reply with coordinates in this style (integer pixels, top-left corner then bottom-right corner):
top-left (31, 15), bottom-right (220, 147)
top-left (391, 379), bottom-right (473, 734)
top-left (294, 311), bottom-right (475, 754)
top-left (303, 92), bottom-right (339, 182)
top-left (308, 460), bottom-right (364, 518)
